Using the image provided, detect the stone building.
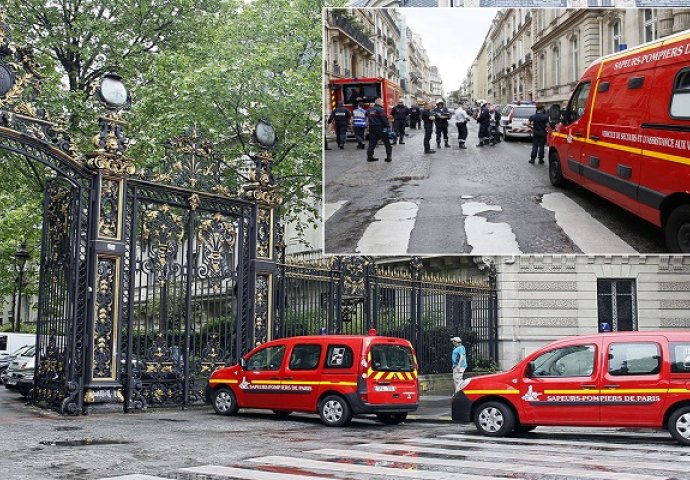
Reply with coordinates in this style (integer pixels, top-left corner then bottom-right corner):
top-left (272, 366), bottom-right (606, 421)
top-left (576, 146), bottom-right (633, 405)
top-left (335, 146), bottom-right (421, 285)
top-left (470, 7), bottom-right (690, 106)
top-left (430, 66), bottom-right (444, 99)
top-left (494, 255), bottom-right (690, 368)
top-left (324, 9), bottom-right (434, 110)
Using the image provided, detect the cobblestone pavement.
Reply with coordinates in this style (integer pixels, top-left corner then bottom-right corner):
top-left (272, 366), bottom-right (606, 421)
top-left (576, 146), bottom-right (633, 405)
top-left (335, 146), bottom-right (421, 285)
top-left (324, 122), bottom-right (665, 255)
top-left (1, 389), bottom-right (686, 480)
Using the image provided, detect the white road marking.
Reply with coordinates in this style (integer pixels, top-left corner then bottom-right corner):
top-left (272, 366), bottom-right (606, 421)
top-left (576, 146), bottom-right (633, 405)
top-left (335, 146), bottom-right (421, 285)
top-left (248, 456), bottom-right (501, 480)
top-left (355, 201), bottom-right (418, 254)
top-left (541, 192), bottom-right (638, 253)
top-left (324, 201), bottom-right (347, 223)
top-left (98, 476), bottom-right (169, 480)
top-left (462, 202), bottom-right (521, 254)
top-left (461, 201), bottom-right (501, 216)
top-left (311, 448), bottom-right (662, 480)
top-left (357, 442), bottom-right (690, 473)
top-left (181, 464), bottom-right (343, 480)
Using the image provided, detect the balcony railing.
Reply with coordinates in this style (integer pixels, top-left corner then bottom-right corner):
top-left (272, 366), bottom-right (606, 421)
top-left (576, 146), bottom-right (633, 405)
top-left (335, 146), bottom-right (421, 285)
top-left (330, 11), bottom-right (375, 53)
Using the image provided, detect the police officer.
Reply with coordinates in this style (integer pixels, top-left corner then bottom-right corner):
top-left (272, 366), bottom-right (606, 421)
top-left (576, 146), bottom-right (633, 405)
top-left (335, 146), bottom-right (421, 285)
top-left (352, 100), bottom-right (367, 149)
top-left (409, 103), bottom-right (420, 129)
top-left (453, 103), bottom-right (469, 149)
top-left (391, 99), bottom-right (409, 144)
top-left (366, 97), bottom-right (392, 163)
top-left (476, 102), bottom-right (491, 147)
top-left (527, 103), bottom-right (549, 164)
top-left (327, 101), bottom-right (351, 149)
top-left (421, 102), bottom-right (436, 154)
top-left (433, 100), bottom-right (451, 148)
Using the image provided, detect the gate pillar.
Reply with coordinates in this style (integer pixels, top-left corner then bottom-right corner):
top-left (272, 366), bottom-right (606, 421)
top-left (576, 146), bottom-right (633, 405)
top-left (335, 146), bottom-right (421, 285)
top-left (81, 74), bottom-right (134, 411)
top-left (241, 120), bottom-right (284, 349)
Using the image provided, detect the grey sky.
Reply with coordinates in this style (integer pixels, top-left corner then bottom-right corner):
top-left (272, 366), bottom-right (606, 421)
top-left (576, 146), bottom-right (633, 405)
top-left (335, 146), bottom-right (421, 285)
top-left (402, 8), bottom-right (498, 93)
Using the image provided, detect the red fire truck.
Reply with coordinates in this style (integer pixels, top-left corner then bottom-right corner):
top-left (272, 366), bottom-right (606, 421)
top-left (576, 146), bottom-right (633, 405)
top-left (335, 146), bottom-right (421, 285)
top-left (548, 29), bottom-right (690, 252)
top-left (328, 77), bottom-right (403, 122)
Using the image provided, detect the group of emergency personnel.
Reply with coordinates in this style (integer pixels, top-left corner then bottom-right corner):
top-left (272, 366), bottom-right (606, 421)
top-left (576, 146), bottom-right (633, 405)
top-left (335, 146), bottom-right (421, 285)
top-left (327, 97), bottom-right (551, 164)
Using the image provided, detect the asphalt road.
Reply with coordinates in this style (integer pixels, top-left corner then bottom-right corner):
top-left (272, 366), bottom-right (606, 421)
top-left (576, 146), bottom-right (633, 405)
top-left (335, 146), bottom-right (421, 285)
top-left (1, 388), bottom-right (687, 480)
top-left (324, 122), bottom-right (666, 255)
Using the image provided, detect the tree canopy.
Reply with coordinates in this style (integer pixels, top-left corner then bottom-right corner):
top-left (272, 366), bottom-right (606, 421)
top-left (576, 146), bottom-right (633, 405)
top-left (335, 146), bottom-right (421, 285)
top-left (0, 0), bottom-right (331, 309)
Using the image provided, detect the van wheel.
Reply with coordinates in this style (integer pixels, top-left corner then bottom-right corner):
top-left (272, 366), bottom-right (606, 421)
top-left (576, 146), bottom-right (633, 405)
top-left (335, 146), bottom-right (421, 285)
top-left (319, 395), bottom-right (352, 427)
top-left (549, 152), bottom-right (565, 187)
top-left (474, 401), bottom-right (515, 437)
top-left (668, 406), bottom-right (690, 445)
top-left (665, 205), bottom-right (690, 254)
top-left (377, 413), bottom-right (408, 425)
top-left (211, 387), bottom-right (239, 416)
top-left (515, 425), bottom-right (537, 433)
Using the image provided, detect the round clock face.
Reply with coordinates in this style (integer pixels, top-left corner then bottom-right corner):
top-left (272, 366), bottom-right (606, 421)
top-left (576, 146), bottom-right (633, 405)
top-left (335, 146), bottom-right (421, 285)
top-left (0, 65), bottom-right (14, 97)
top-left (100, 76), bottom-right (128, 107)
top-left (255, 120), bottom-right (276, 148)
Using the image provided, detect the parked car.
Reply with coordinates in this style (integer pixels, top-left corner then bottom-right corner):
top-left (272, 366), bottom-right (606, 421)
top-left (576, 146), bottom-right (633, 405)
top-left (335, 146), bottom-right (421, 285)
top-left (452, 331), bottom-right (690, 445)
top-left (548, 29), bottom-right (690, 252)
top-left (3, 344), bottom-right (36, 397)
top-left (500, 103), bottom-right (537, 140)
top-left (0, 333), bottom-right (35, 358)
top-left (206, 330), bottom-right (419, 427)
top-left (0, 344), bottom-right (33, 374)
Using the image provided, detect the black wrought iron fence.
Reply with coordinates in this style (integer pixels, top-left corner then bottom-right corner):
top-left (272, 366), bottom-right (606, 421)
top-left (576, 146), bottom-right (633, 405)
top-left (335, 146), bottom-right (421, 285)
top-left (276, 258), bottom-right (498, 375)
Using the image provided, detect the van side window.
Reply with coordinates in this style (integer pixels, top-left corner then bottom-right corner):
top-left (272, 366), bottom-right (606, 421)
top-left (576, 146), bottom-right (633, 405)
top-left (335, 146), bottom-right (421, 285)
top-left (530, 345), bottom-right (595, 378)
top-left (566, 81), bottom-right (591, 124)
top-left (670, 68), bottom-right (690, 119)
top-left (670, 343), bottom-right (690, 374)
top-left (288, 344), bottom-right (322, 371)
top-left (0, 336), bottom-right (7, 351)
top-left (245, 345), bottom-right (285, 371)
top-left (608, 343), bottom-right (660, 376)
top-left (325, 345), bottom-right (353, 369)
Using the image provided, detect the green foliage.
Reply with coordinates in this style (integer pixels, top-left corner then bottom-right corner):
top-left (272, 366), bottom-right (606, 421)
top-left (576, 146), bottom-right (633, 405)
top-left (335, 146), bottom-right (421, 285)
top-left (0, 0), bottom-right (337, 283)
top-left (0, 322), bottom-right (37, 334)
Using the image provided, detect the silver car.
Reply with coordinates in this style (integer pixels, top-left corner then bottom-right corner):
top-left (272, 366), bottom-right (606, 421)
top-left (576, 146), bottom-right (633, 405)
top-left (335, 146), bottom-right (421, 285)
top-left (500, 104), bottom-right (537, 140)
top-left (3, 345), bottom-right (36, 397)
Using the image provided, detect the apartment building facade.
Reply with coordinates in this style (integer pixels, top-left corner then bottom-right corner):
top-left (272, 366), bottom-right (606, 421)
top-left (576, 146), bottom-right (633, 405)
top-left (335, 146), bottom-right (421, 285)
top-left (468, 8), bottom-right (690, 106)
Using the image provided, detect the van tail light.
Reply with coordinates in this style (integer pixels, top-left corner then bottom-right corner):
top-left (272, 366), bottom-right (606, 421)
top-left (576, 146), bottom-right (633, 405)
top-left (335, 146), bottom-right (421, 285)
top-left (360, 393), bottom-right (368, 403)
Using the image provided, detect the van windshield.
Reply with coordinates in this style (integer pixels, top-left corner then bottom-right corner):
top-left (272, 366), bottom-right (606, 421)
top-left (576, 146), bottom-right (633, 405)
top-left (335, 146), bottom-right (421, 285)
top-left (370, 344), bottom-right (414, 372)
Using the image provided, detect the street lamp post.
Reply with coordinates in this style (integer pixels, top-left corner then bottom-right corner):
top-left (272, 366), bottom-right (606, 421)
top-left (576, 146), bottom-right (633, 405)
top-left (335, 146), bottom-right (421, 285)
top-left (14, 243), bottom-right (30, 332)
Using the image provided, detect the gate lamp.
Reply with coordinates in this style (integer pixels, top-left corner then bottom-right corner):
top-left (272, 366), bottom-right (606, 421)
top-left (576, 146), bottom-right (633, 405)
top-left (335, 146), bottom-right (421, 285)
top-left (14, 243), bottom-right (30, 332)
top-left (252, 119), bottom-right (277, 150)
top-left (96, 72), bottom-right (131, 109)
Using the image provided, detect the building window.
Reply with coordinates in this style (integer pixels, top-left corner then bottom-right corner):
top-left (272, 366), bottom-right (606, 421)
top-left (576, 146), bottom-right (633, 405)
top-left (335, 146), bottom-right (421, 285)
top-left (597, 279), bottom-right (637, 332)
top-left (612, 19), bottom-right (622, 53)
top-left (552, 46), bottom-right (560, 86)
top-left (588, 0), bottom-right (613, 5)
top-left (540, 53), bottom-right (546, 89)
top-left (571, 36), bottom-right (579, 82)
top-left (644, 9), bottom-right (658, 43)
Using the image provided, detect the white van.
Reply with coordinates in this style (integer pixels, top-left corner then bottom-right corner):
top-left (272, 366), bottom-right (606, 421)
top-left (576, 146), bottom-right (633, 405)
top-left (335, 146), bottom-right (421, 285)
top-left (0, 333), bottom-right (36, 360)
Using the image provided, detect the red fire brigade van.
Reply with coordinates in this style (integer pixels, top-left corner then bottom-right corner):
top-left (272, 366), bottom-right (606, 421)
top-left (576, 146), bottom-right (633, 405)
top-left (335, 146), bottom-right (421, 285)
top-left (206, 331), bottom-right (418, 427)
top-left (452, 331), bottom-right (690, 445)
top-left (328, 77), bottom-right (402, 121)
top-left (548, 29), bottom-right (690, 253)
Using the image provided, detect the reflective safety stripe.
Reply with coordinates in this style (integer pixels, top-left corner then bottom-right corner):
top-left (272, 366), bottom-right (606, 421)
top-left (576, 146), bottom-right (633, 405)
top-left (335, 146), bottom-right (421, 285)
top-left (208, 379), bottom-right (238, 385)
top-left (552, 129), bottom-right (690, 167)
top-left (464, 389), bottom-right (520, 395)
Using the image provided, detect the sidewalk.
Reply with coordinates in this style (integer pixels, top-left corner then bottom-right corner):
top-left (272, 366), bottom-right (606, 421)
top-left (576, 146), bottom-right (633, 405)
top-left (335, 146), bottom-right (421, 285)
top-left (408, 392), bottom-right (453, 423)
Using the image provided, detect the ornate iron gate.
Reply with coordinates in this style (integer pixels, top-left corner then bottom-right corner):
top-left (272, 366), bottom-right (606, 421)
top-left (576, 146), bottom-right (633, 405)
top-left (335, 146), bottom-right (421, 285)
top-left (1, 19), bottom-right (284, 414)
top-left (276, 257), bottom-right (498, 374)
top-left (118, 178), bottom-right (254, 410)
